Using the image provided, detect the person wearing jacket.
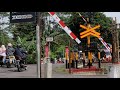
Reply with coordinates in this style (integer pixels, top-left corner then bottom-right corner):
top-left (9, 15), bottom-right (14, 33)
top-left (6, 43), bottom-right (15, 64)
top-left (14, 44), bottom-right (27, 66)
top-left (0, 45), bottom-right (6, 64)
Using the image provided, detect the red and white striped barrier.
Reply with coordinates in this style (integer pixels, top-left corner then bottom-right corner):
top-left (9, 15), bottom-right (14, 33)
top-left (98, 37), bottom-right (111, 52)
top-left (48, 12), bottom-right (81, 44)
top-left (77, 12), bottom-right (87, 24)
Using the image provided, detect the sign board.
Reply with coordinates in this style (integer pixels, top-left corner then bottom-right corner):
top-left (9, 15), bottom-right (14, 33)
top-left (10, 12), bottom-right (36, 23)
top-left (46, 37), bottom-right (53, 42)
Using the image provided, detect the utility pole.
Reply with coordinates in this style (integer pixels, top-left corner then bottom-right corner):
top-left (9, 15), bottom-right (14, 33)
top-left (116, 20), bottom-right (119, 62)
top-left (36, 12), bottom-right (42, 78)
top-left (118, 24), bottom-right (120, 62)
top-left (111, 18), bottom-right (116, 63)
top-left (111, 17), bottom-right (119, 63)
top-left (108, 17), bottom-right (120, 78)
top-left (115, 17), bottom-right (119, 63)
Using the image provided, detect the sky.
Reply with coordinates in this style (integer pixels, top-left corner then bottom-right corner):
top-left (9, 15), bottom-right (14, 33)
top-left (104, 12), bottom-right (120, 23)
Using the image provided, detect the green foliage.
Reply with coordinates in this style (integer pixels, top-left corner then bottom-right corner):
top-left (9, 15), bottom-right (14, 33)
top-left (11, 22), bottom-right (36, 41)
top-left (0, 31), bottom-right (14, 45)
top-left (16, 36), bottom-right (36, 64)
top-left (50, 51), bottom-right (57, 59)
top-left (54, 45), bottom-right (65, 59)
top-left (0, 12), bottom-right (13, 45)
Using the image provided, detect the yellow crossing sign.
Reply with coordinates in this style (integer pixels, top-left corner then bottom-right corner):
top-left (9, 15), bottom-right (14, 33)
top-left (80, 24), bottom-right (100, 38)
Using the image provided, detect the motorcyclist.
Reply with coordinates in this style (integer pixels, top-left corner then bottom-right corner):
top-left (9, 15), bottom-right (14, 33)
top-left (6, 43), bottom-right (15, 64)
top-left (14, 44), bottom-right (27, 66)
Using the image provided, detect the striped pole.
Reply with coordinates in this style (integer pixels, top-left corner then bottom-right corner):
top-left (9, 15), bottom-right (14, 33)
top-left (48, 12), bottom-right (81, 44)
top-left (77, 12), bottom-right (87, 24)
top-left (98, 37), bottom-right (111, 52)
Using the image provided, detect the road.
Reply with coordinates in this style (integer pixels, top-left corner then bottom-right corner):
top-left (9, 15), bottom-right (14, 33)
top-left (0, 63), bottom-right (108, 78)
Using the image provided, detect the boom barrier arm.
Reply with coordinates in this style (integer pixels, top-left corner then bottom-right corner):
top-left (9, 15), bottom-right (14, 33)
top-left (98, 37), bottom-right (111, 52)
top-left (48, 12), bottom-right (81, 44)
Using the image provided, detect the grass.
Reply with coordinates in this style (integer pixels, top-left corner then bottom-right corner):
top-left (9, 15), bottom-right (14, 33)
top-left (53, 65), bottom-right (69, 74)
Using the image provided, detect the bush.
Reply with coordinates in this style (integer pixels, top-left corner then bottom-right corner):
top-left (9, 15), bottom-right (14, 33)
top-left (26, 54), bottom-right (36, 64)
top-left (16, 36), bottom-right (37, 64)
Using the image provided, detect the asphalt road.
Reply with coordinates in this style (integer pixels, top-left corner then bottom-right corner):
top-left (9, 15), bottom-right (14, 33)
top-left (0, 63), bottom-right (108, 78)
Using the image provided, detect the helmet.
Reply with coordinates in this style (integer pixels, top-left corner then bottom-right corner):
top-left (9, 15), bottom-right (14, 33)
top-left (8, 43), bottom-right (12, 46)
top-left (1, 45), bottom-right (6, 50)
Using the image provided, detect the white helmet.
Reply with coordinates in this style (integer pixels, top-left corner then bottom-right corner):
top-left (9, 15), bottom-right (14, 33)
top-left (8, 43), bottom-right (12, 46)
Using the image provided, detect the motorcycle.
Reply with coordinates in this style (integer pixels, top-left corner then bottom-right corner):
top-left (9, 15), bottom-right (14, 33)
top-left (14, 54), bottom-right (27, 72)
top-left (16, 59), bottom-right (27, 72)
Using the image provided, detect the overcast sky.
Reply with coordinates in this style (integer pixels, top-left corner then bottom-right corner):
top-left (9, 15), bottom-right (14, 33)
top-left (104, 12), bottom-right (120, 23)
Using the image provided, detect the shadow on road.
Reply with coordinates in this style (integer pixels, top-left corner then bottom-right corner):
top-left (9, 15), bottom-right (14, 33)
top-left (8, 69), bottom-right (27, 72)
top-left (8, 69), bottom-right (19, 72)
top-left (0, 66), bottom-right (15, 68)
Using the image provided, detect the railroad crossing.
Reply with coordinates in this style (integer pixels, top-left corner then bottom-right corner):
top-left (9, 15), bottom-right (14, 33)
top-left (0, 12), bottom-right (119, 78)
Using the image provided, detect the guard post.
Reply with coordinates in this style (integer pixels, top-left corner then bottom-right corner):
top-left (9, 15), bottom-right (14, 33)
top-left (65, 46), bottom-right (69, 69)
top-left (82, 52), bottom-right (86, 68)
top-left (98, 51), bottom-right (101, 68)
top-left (75, 51), bottom-right (79, 69)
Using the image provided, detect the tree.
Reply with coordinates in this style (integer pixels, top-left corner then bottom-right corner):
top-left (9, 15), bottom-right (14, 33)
top-left (11, 22), bottom-right (36, 41)
top-left (0, 12), bottom-right (13, 45)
